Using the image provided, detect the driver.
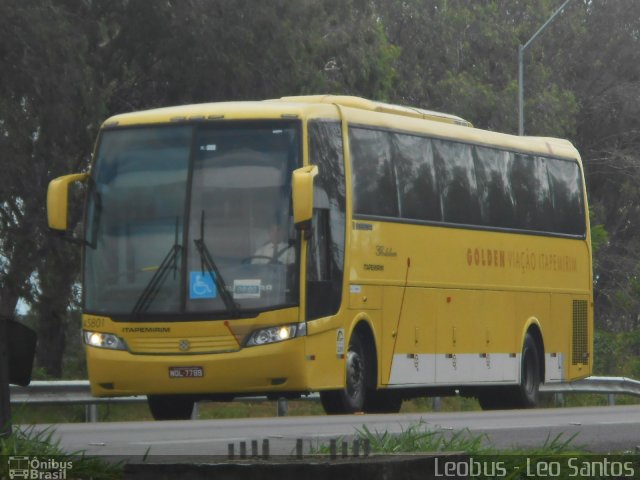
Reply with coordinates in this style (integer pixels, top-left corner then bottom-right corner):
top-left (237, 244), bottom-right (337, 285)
top-left (251, 223), bottom-right (295, 264)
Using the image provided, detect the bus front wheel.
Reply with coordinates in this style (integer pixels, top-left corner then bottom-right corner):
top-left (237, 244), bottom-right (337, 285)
top-left (320, 333), bottom-right (368, 414)
top-left (147, 394), bottom-right (195, 420)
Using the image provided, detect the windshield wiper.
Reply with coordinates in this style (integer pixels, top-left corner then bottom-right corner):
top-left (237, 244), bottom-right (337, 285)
top-left (131, 243), bottom-right (181, 320)
top-left (194, 211), bottom-right (240, 318)
top-left (131, 217), bottom-right (181, 319)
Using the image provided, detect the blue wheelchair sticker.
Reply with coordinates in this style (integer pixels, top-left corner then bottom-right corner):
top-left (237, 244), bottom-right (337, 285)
top-left (190, 271), bottom-right (216, 299)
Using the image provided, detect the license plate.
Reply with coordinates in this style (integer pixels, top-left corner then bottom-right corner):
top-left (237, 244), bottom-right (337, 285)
top-left (169, 366), bottom-right (204, 378)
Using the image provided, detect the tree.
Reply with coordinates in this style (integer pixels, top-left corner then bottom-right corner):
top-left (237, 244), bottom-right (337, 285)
top-left (0, 0), bottom-right (101, 376)
top-left (562, 0), bottom-right (640, 332)
top-left (375, 0), bottom-right (578, 135)
top-left (0, 0), bottom-right (398, 377)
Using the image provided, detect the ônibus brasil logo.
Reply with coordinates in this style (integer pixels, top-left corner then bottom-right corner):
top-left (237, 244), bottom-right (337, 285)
top-left (7, 456), bottom-right (72, 479)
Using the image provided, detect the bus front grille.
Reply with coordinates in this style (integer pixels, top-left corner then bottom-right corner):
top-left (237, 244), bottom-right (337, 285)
top-left (127, 335), bottom-right (240, 354)
top-left (572, 300), bottom-right (588, 365)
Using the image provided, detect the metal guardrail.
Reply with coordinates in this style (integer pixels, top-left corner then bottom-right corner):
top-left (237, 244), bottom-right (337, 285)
top-left (10, 380), bottom-right (146, 422)
top-left (540, 376), bottom-right (640, 396)
top-left (540, 376), bottom-right (640, 406)
top-left (10, 380), bottom-right (144, 405)
top-left (9, 381), bottom-right (303, 421)
top-left (9, 376), bottom-right (640, 422)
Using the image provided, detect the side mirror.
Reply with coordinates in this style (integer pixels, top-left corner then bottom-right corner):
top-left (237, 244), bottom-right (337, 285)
top-left (47, 173), bottom-right (88, 231)
top-left (292, 165), bottom-right (318, 231)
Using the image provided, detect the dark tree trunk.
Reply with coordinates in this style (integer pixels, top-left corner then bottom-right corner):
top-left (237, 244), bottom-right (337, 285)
top-left (34, 236), bottom-right (79, 378)
top-left (0, 317), bottom-right (11, 437)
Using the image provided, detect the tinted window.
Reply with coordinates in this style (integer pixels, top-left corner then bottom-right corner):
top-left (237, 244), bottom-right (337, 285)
top-left (350, 128), bottom-right (399, 217)
top-left (474, 146), bottom-right (516, 228)
top-left (510, 154), bottom-right (553, 231)
top-left (348, 125), bottom-right (585, 237)
top-left (433, 139), bottom-right (481, 225)
top-left (392, 133), bottom-right (442, 221)
top-left (547, 159), bottom-right (585, 235)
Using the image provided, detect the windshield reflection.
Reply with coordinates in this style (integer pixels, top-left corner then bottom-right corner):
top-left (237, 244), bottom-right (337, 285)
top-left (83, 122), bottom-right (300, 318)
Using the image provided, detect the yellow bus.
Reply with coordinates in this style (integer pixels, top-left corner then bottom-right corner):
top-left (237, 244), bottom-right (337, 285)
top-left (47, 95), bottom-right (592, 419)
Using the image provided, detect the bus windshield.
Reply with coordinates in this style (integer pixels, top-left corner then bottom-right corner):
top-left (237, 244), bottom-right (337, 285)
top-left (84, 122), bottom-right (301, 319)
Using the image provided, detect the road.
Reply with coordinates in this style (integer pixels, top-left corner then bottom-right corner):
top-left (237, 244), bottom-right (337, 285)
top-left (33, 405), bottom-right (640, 459)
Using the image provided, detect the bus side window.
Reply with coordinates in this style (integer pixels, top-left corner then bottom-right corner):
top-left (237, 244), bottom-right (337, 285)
top-left (392, 133), bottom-right (441, 222)
top-left (350, 127), bottom-right (399, 218)
top-left (433, 139), bottom-right (481, 226)
top-left (546, 158), bottom-right (586, 236)
top-left (511, 154), bottom-right (553, 232)
top-left (474, 146), bottom-right (516, 228)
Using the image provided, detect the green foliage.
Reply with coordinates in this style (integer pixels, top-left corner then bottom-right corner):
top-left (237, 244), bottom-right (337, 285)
top-left (310, 420), bottom-right (490, 455)
top-left (590, 224), bottom-right (608, 258)
top-left (375, 0), bottom-right (578, 135)
top-left (355, 421), bottom-right (489, 454)
top-left (0, 0), bottom-right (398, 377)
top-left (594, 329), bottom-right (640, 378)
top-left (312, 421), bottom-right (582, 459)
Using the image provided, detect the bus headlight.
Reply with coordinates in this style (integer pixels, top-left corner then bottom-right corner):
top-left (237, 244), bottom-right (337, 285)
top-left (83, 330), bottom-right (128, 351)
top-left (245, 323), bottom-right (306, 347)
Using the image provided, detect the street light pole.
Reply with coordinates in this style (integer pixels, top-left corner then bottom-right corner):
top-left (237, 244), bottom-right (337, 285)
top-left (518, 0), bottom-right (572, 136)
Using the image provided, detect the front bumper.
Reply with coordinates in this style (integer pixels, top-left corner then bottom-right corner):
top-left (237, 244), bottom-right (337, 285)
top-left (86, 337), bottom-right (307, 397)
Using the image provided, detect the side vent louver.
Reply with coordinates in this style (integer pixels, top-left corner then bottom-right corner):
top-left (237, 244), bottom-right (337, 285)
top-left (572, 300), bottom-right (588, 365)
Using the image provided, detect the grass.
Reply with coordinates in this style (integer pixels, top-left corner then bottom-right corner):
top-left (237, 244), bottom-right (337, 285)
top-left (311, 421), bottom-right (640, 480)
top-left (0, 426), bottom-right (122, 479)
top-left (310, 420), bottom-right (491, 455)
top-left (310, 419), bottom-right (581, 456)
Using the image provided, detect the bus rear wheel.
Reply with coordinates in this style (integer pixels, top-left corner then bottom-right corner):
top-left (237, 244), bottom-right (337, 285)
top-left (147, 394), bottom-right (195, 420)
top-left (478, 333), bottom-right (541, 410)
top-left (320, 333), bottom-right (368, 414)
top-left (512, 333), bottom-right (541, 408)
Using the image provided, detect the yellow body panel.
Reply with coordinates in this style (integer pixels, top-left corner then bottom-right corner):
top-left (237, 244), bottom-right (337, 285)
top-left (347, 221), bottom-right (592, 385)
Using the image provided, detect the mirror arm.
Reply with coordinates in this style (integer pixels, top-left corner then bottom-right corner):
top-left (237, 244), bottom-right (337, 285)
top-left (295, 219), bottom-right (312, 235)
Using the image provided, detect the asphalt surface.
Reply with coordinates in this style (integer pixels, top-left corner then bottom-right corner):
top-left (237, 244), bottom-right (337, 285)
top-left (31, 405), bottom-right (640, 459)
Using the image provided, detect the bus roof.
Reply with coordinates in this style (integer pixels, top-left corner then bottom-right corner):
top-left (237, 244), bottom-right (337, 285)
top-left (276, 95), bottom-right (473, 127)
top-left (103, 95), bottom-right (579, 161)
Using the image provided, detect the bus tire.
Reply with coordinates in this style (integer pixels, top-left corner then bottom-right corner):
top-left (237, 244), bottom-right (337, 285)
top-left (513, 333), bottom-right (541, 408)
top-left (478, 333), bottom-right (541, 410)
top-left (147, 394), bottom-right (195, 420)
top-left (319, 333), bottom-right (368, 414)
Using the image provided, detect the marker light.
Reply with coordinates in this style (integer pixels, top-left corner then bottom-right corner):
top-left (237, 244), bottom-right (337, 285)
top-left (83, 330), bottom-right (128, 351)
top-left (245, 323), bottom-right (306, 347)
